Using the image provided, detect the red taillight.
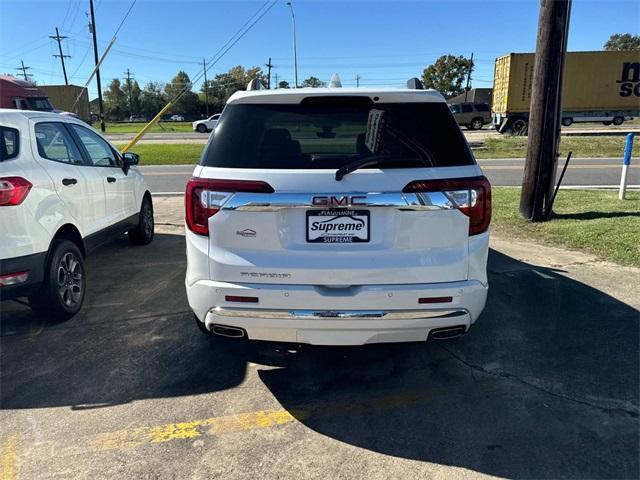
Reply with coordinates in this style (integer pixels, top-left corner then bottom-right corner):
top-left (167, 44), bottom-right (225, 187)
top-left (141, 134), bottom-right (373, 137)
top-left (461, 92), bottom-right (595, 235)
top-left (225, 295), bottom-right (259, 303)
top-left (0, 177), bottom-right (32, 206)
top-left (185, 177), bottom-right (274, 236)
top-left (419, 296), bottom-right (453, 304)
top-left (403, 176), bottom-right (491, 235)
top-left (0, 270), bottom-right (29, 287)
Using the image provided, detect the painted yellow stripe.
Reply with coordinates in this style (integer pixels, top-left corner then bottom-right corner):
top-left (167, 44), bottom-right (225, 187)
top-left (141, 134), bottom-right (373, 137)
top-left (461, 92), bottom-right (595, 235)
top-left (1, 433), bottom-right (19, 480)
top-left (93, 391), bottom-right (427, 451)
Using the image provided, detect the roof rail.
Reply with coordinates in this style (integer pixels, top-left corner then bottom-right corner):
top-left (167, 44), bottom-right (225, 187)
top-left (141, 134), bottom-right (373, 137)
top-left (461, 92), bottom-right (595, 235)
top-left (406, 78), bottom-right (424, 90)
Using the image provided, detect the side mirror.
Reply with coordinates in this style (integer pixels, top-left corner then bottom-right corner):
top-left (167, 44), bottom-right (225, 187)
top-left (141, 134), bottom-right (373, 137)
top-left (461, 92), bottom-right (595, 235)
top-left (122, 152), bottom-right (139, 174)
top-left (123, 152), bottom-right (139, 166)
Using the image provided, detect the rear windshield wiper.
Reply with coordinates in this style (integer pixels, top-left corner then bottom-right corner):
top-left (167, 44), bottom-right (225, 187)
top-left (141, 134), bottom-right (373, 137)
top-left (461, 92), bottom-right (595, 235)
top-left (335, 154), bottom-right (415, 181)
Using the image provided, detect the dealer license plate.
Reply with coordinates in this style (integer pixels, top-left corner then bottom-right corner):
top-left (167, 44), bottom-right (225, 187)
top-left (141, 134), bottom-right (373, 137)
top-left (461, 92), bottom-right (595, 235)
top-left (306, 209), bottom-right (370, 243)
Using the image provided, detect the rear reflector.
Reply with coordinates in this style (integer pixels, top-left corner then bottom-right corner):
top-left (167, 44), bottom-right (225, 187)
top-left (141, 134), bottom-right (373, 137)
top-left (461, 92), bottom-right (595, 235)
top-left (403, 176), bottom-right (491, 235)
top-left (225, 295), bottom-right (259, 303)
top-left (419, 296), bottom-right (453, 304)
top-left (0, 177), bottom-right (32, 206)
top-left (185, 177), bottom-right (274, 236)
top-left (0, 270), bottom-right (29, 287)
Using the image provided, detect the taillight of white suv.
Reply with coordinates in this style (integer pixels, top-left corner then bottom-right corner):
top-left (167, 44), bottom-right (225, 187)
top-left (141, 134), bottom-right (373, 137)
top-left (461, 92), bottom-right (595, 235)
top-left (185, 178), bottom-right (274, 235)
top-left (0, 177), bottom-right (32, 206)
top-left (403, 176), bottom-right (491, 235)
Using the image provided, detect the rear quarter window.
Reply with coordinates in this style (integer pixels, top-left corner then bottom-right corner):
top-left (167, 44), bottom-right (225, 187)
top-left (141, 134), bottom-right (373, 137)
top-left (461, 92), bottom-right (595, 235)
top-left (201, 100), bottom-right (474, 169)
top-left (0, 127), bottom-right (19, 161)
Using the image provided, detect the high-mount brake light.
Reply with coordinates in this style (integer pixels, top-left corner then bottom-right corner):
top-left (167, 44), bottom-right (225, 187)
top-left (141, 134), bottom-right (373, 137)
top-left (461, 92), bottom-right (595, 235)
top-left (0, 177), bottom-right (32, 206)
top-left (185, 178), bottom-right (274, 236)
top-left (403, 176), bottom-right (491, 235)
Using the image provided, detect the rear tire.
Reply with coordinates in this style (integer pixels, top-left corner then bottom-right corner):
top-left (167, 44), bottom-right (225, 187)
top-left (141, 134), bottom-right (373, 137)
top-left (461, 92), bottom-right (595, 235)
top-left (469, 118), bottom-right (483, 130)
top-left (612, 116), bottom-right (624, 126)
top-left (603, 121), bottom-right (612, 126)
top-left (197, 124), bottom-right (208, 133)
top-left (561, 117), bottom-right (573, 127)
top-left (30, 240), bottom-right (85, 321)
top-left (510, 117), bottom-right (528, 136)
top-left (128, 196), bottom-right (154, 245)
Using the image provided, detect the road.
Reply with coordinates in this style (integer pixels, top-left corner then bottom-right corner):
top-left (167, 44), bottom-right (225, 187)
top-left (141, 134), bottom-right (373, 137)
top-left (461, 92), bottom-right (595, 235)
top-left (140, 158), bottom-right (639, 194)
top-left (1, 197), bottom-right (637, 479)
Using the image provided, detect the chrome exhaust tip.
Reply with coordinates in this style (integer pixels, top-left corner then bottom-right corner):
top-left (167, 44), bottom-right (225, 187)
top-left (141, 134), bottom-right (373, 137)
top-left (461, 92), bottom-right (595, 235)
top-left (211, 324), bottom-right (246, 338)
top-left (428, 325), bottom-right (467, 340)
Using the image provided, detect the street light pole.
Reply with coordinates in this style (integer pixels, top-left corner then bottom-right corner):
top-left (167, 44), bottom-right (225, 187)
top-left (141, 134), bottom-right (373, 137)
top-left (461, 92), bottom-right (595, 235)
top-left (286, 1), bottom-right (298, 88)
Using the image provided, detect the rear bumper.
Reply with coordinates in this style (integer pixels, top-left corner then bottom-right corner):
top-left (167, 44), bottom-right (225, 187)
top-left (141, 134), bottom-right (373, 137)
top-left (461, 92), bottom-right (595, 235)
top-left (186, 279), bottom-right (487, 345)
top-left (0, 251), bottom-right (47, 300)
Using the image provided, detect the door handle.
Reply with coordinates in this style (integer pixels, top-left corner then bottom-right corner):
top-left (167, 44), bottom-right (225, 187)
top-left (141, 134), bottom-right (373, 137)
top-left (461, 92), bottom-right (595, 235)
top-left (62, 178), bottom-right (77, 186)
top-left (107, 176), bottom-right (116, 183)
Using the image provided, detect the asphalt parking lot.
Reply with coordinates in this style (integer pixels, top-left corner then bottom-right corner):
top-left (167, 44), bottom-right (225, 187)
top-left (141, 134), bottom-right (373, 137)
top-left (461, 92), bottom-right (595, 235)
top-left (1, 198), bottom-right (638, 479)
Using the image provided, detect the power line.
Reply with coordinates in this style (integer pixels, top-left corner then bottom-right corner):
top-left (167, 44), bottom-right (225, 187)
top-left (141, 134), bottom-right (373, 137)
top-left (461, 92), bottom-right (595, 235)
top-left (50, 27), bottom-right (71, 85)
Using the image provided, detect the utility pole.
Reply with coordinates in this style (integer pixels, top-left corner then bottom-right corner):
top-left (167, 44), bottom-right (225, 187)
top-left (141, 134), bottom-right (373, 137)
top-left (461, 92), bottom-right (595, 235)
top-left (265, 57), bottom-right (274, 89)
top-left (202, 58), bottom-right (209, 117)
top-left (16, 60), bottom-right (32, 81)
top-left (89, 0), bottom-right (106, 132)
top-left (464, 52), bottom-right (474, 102)
top-left (355, 74), bottom-right (361, 88)
top-left (50, 27), bottom-right (71, 85)
top-left (286, 1), bottom-right (298, 88)
top-left (274, 72), bottom-right (279, 89)
top-left (520, 0), bottom-right (571, 221)
top-left (123, 68), bottom-right (134, 116)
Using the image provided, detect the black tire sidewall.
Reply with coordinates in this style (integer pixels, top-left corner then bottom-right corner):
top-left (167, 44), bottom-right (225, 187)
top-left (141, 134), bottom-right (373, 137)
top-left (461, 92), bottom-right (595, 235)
top-left (37, 240), bottom-right (85, 319)
top-left (613, 117), bottom-right (624, 126)
top-left (197, 124), bottom-right (207, 133)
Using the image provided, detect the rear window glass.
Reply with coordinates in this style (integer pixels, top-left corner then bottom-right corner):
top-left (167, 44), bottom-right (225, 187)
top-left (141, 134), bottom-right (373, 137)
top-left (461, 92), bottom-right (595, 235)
top-left (0, 127), bottom-right (19, 161)
top-left (475, 103), bottom-right (490, 112)
top-left (461, 104), bottom-right (473, 113)
top-left (201, 100), bottom-right (474, 169)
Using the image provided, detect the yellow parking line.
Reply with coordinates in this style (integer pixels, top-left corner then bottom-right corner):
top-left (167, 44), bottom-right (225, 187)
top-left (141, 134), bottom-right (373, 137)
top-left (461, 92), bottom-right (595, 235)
top-left (1, 433), bottom-right (19, 480)
top-left (93, 391), bottom-right (428, 451)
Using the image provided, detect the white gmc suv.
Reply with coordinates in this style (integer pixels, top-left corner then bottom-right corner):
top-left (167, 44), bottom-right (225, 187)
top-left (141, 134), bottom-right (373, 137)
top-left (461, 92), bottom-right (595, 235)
top-left (0, 110), bottom-right (154, 319)
top-left (185, 83), bottom-right (490, 345)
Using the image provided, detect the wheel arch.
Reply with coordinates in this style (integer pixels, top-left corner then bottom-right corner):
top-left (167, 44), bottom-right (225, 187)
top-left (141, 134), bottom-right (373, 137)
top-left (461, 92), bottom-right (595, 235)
top-left (50, 223), bottom-right (86, 259)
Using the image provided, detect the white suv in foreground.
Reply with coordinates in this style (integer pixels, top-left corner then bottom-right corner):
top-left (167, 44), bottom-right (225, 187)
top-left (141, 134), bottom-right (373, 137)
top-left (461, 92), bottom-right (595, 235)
top-left (0, 110), bottom-right (154, 319)
top-left (185, 83), bottom-right (490, 346)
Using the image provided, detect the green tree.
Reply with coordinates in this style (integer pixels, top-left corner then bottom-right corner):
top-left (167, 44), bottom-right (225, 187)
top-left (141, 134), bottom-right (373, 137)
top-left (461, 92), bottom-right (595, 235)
top-left (103, 78), bottom-right (127, 120)
top-left (301, 76), bottom-right (326, 88)
top-left (604, 33), bottom-right (640, 51)
top-left (204, 65), bottom-right (265, 111)
top-left (165, 71), bottom-right (201, 118)
top-left (122, 78), bottom-right (142, 117)
top-left (421, 55), bottom-right (473, 98)
top-left (139, 81), bottom-right (166, 119)
top-left (277, 80), bottom-right (290, 89)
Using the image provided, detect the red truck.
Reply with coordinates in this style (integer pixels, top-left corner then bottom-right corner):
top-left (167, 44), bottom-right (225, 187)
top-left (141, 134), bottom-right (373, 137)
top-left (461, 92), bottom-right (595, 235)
top-left (0, 75), bottom-right (56, 111)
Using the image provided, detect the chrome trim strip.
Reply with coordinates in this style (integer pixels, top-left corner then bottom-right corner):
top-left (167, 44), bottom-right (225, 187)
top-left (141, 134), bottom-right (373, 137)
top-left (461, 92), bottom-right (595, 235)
top-left (209, 306), bottom-right (469, 321)
top-left (221, 191), bottom-right (456, 212)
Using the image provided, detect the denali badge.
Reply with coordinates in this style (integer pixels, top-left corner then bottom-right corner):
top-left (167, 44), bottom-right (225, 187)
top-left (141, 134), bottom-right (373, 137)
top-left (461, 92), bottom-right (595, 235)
top-left (311, 195), bottom-right (367, 207)
top-left (236, 229), bottom-right (256, 238)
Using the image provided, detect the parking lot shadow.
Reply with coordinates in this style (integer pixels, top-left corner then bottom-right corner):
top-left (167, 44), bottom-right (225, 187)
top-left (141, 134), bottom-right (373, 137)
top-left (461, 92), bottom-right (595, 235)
top-left (0, 233), bottom-right (247, 409)
top-left (257, 249), bottom-right (640, 479)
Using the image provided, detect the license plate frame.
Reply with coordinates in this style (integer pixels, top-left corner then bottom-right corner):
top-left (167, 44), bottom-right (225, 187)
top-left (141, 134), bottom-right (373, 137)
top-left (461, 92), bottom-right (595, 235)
top-left (306, 209), bottom-right (370, 243)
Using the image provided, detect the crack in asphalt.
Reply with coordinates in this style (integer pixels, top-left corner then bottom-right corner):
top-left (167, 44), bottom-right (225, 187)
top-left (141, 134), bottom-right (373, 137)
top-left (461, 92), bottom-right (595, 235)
top-left (437, 343), bottom-right (640, 418)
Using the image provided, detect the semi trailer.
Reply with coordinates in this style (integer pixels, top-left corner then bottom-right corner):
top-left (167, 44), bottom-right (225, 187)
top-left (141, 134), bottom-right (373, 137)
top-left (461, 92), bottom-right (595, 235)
top-left (492, 50), bottom-right (640, 134)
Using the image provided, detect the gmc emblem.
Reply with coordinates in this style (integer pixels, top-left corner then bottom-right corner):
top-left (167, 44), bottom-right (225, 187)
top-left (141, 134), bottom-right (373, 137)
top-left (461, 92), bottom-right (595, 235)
top-left (311, 195), bottom-right (367, 207)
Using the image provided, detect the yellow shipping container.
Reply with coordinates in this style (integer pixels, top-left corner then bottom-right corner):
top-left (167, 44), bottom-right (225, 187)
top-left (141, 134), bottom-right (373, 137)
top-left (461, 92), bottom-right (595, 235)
top-left (492, 51), bottom-right (640, 130)
top-left (39, 84), bottom-right (90, 122)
